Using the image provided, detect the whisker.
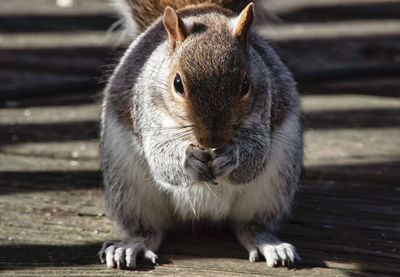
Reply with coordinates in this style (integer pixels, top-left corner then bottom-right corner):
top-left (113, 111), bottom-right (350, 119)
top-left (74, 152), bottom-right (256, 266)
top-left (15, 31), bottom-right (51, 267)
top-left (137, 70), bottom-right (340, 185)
top-left (187, 193), bottom-right (198, 217)
top-left (152, 129), bottom-right (193, 143)
top-left (153, 130), bottom-right (194, 151)
top-left (233, 123), bottom-right (301, 136)
top-left (205, 183), bottom-right (219, 200)
top-left (140, 124), bottom-right (195, 133)
top-left (228, 124), bottom-right (300, 148)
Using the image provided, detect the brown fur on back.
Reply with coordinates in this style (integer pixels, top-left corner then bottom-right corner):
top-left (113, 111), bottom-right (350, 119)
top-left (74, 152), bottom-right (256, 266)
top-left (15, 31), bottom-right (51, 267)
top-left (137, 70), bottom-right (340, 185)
top-left (123, 0), bottom-right (251, 30)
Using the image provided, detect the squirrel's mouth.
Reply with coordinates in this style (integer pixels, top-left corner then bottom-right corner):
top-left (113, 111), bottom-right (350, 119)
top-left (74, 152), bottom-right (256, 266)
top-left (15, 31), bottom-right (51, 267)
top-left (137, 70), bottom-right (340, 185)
top-left (192, 119), bottom-right (233, 149)
top-left (195, 131), bottom-right (231, 149)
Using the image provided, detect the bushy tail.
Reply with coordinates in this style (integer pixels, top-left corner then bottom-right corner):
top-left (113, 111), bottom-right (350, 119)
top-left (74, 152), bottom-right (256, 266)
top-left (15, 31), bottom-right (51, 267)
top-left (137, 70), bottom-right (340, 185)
top-left (112, 0), bottom-right (251, 35)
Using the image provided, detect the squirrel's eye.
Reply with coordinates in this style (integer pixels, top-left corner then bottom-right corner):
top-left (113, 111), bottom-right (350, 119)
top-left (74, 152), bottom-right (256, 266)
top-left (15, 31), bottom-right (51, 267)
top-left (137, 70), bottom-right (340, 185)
top-left (173, 73), bottom-right (185, 96)
top-left (240, 75), bottom-right (250, 97)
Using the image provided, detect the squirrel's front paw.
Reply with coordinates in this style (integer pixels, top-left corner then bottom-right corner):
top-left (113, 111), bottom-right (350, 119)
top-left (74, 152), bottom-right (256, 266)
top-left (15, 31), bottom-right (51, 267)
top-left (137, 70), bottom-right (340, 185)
top-left (211, 143), bottom-right (239, 177)
top-left (184, 144), bottom-right (215, 183)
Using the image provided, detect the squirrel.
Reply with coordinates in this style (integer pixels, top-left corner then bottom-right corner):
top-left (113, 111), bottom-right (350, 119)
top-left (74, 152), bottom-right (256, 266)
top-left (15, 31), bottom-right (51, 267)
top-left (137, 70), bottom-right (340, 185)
top-left (99, 0), bottom-right (303, 270)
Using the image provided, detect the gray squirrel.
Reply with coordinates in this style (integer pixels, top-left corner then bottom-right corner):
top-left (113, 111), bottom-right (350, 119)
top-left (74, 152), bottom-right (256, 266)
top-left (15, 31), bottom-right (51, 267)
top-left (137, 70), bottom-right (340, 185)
top-left (99, 0), bottom-right (303, 269)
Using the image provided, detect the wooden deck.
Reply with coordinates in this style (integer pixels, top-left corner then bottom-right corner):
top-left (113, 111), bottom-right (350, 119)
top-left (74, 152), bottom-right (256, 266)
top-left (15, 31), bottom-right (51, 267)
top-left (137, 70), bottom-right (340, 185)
top-left (1, 0), bottom-right (399, 276)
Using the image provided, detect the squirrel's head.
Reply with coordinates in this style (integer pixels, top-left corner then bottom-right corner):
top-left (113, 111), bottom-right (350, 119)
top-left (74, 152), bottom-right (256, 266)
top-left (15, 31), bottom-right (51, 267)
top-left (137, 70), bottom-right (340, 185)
top-left (162, 3), bottom-right (255, 149)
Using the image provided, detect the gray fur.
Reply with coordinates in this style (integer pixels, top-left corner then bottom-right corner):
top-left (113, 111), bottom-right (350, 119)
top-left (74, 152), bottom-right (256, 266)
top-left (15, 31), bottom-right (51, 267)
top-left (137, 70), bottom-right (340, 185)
top-left (100, 1), bottom-right (303, 269)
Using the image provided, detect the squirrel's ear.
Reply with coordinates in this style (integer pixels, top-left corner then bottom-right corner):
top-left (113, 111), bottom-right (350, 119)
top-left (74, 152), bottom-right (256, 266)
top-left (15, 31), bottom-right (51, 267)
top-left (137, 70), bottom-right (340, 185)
top-left (163, 7), bottom-right (190, 51)
top-left (232, 2), bottom-right (254, 49)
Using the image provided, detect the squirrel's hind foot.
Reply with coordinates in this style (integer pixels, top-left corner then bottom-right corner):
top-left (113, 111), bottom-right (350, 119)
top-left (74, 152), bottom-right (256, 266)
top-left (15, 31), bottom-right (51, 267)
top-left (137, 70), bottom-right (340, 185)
top-left (99, 240), bottom-right (158, 269)
top-left (235, 226), bottom-right (301, 267)
top-left (254, 241), bottom-right (301, 267)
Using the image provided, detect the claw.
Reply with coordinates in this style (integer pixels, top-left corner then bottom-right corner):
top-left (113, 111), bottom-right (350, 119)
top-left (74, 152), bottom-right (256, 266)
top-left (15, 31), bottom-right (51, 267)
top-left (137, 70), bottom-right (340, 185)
top-left (144, 249), bottom-right (158, 264)
top-left (276, 245), bottom-right (287, 265)
top-left (98, 241), bottom-right (114, 264)
top-left (249, 249), bottom-right (258, 262)
top-left (114, 247), bottom-right (125, 269)
top-left (125, 247), bottom-right (136, 269)
top-left (105, 245), bottom-right (116, 268)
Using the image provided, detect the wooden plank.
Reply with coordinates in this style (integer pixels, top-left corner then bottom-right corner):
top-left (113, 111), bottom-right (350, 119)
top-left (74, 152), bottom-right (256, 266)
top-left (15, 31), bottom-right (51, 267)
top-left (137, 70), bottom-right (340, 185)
top-left (257, 20), bottom-right (400, 41)
top-left (0, 0), bottom-right (113, 16)
top-left (0, 32), bottom-right (120, 49)
top-left (0, 15), bottom-right (117, 33)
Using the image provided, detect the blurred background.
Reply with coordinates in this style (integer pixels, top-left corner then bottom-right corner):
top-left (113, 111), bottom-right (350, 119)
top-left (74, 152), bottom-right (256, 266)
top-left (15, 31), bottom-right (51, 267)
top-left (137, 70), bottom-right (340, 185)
top-left (1, 0), bottom-right (400, 99)
top-left (0, 0), bottom-right (399, 276)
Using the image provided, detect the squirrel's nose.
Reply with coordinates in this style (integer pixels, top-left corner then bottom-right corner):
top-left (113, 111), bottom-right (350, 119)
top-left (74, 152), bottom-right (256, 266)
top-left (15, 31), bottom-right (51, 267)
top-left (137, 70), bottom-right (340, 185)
top-left (198, 136), bottom-right (229, 149)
